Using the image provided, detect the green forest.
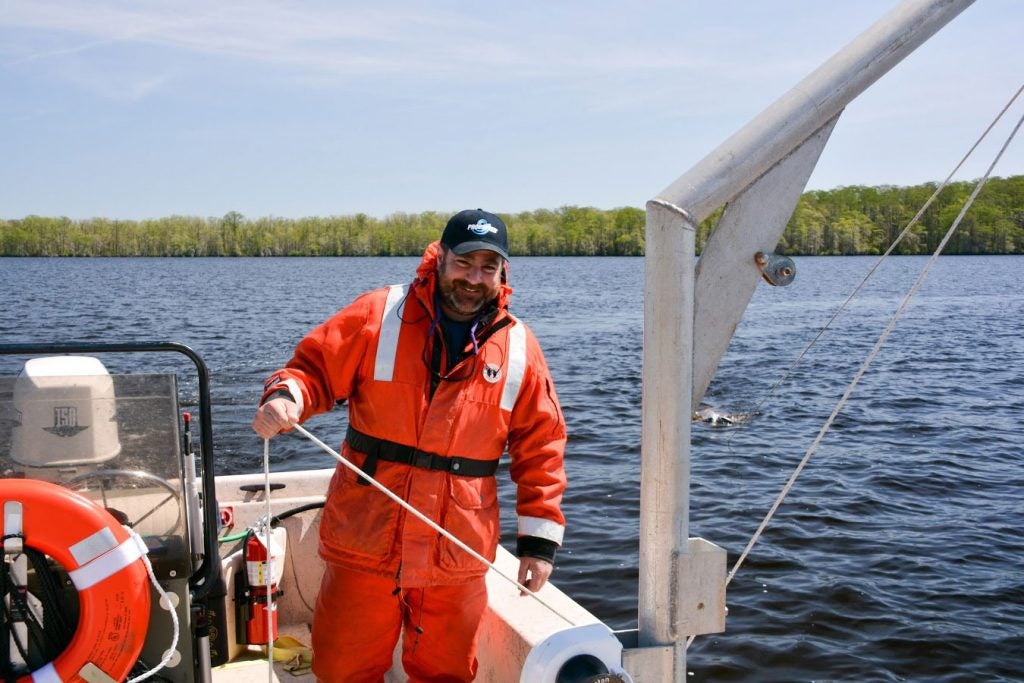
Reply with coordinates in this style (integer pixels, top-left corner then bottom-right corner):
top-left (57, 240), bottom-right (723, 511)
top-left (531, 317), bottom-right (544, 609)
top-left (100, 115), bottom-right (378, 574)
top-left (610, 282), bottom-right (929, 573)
top-left (2, 176), bottom-right (1021, 257)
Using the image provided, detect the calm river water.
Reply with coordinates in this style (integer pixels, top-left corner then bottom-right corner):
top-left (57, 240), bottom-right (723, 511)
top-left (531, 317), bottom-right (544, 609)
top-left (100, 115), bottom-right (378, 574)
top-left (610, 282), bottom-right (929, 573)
top-left (2, 255), bottom-right (1022, 681)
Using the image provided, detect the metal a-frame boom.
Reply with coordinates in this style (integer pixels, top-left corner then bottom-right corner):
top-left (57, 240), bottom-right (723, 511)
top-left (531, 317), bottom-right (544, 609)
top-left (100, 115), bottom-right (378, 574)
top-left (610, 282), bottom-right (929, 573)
top-left (630, 1), bottom-right (976, 680)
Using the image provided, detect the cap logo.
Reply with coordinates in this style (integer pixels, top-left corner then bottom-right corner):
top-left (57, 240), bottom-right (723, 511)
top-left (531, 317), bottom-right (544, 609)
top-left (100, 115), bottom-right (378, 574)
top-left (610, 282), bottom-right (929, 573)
top-left (468, 219), bottom-right (498, 236)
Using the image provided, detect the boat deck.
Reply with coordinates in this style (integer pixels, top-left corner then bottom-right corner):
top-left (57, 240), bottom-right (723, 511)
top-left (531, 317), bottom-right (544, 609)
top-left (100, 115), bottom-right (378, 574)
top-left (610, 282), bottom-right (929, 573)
top-left (212, 656), bottom-right (315, 682)
top-left (211, 620), bottom-right (410, 682)
top-left (211, 622), bottom-right (316, 682)
top-left (210, 469), bottom-right (609, 683)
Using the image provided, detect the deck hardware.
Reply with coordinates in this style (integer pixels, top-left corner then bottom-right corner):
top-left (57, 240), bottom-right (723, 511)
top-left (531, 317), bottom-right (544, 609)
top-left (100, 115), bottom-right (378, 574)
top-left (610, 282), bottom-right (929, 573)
top-left (239, 483), bottom-right (285, 493)
top-left (755, 251), bottom-right (796, 286)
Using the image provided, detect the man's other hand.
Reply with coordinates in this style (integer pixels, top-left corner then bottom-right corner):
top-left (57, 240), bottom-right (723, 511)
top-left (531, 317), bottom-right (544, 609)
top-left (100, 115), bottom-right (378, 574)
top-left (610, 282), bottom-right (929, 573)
top-left (517, 556), bottom-right (553, 595)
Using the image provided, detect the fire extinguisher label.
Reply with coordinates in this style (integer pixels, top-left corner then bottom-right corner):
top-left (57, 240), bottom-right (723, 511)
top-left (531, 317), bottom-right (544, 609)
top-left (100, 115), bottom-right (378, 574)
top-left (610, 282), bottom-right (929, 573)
top-left (247, 560), bottom-right (271, 586)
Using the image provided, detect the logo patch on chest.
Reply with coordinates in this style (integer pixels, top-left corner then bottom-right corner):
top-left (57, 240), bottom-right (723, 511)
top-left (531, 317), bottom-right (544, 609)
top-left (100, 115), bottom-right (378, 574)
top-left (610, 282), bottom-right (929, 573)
top-left (482, 363), bottom-right (503, 383)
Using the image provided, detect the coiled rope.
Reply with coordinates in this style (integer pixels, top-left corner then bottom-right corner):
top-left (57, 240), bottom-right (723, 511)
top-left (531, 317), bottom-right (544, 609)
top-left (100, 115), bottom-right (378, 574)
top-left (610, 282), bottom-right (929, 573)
top-left (688, 84), bottom-right (1024, 647)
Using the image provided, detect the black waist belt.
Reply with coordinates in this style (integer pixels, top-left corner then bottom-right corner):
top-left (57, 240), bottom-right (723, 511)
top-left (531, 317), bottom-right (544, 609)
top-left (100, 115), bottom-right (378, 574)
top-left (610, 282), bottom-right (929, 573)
top-left (345, 426), bottom-right (499, 482)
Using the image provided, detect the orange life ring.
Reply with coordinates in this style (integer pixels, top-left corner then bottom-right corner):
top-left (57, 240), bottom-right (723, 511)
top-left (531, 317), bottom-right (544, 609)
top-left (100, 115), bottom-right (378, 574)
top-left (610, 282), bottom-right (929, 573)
top-left (1, 478), bottom-right (151, 683)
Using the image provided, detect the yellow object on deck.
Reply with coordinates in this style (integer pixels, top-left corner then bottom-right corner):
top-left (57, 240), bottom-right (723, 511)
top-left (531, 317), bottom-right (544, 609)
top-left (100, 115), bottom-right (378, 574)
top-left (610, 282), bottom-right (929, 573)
top-left (272, 636), bottom-right (313, 676)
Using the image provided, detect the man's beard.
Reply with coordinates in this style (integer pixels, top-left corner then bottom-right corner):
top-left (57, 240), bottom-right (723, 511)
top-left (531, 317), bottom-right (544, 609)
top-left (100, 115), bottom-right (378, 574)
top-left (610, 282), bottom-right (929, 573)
top-left (438, 276), bottom-right (491, 318)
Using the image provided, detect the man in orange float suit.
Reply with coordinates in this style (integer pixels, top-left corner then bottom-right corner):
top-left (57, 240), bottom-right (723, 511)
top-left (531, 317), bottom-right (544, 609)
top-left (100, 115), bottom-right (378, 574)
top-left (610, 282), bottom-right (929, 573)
top-left (252, 209), bottom-right (567, 682)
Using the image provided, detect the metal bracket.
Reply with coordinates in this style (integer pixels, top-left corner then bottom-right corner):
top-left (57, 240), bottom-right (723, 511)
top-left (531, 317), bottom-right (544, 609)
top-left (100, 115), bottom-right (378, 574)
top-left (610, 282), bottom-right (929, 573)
top-left (755, 251), bottom-right (796, 286)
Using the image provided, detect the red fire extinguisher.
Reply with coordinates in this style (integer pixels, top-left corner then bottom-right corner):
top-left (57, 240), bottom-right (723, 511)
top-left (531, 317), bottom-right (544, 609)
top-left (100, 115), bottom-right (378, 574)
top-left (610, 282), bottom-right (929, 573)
top-left (244, 529), bottom-right (282, 645)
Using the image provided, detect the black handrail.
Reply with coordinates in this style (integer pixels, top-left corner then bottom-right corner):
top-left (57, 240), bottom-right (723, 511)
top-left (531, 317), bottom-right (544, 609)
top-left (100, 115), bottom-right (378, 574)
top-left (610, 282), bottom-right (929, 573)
top-left (0, 341), bottom-right (223, 601)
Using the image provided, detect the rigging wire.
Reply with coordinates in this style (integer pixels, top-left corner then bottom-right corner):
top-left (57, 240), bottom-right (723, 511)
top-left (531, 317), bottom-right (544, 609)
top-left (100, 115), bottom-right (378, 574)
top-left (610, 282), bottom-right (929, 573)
top-left (729, 83), bottom-right (1024, 430)
top-left (689, 86), bottom-right (1024, 647)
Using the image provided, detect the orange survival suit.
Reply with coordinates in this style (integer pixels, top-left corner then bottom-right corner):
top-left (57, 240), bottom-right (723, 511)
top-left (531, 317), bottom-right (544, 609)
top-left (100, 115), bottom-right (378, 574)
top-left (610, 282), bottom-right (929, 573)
top-left (260, 242), bottom-right (567, 681)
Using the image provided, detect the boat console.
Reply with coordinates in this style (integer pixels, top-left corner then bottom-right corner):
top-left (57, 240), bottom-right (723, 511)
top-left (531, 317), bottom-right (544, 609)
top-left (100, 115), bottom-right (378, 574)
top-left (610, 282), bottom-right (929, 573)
top-left (0, 343), bottom-right (215, 682)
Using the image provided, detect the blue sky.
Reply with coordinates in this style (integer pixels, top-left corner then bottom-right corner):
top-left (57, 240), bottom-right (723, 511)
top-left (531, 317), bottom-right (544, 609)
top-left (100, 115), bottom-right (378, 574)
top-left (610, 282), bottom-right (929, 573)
top-left (1, 0), bottom-right (1021, 220)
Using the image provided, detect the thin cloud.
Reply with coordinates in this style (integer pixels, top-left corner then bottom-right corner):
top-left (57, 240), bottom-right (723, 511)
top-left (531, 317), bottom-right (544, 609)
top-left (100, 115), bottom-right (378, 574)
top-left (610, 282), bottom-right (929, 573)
top-left (1, 0), bottom-right (799, 88)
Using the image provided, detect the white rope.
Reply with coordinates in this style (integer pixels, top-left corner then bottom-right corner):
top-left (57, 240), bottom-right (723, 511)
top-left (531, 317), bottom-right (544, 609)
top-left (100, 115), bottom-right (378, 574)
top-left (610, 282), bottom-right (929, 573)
top-left (287, 422), bottom-right (578, 627)
top-left (688, 93), bottom-right (1024, 648)
top-left (262, 437), bottom-right (275, 681)
top-left (126, 534), bottom-right (180, 682)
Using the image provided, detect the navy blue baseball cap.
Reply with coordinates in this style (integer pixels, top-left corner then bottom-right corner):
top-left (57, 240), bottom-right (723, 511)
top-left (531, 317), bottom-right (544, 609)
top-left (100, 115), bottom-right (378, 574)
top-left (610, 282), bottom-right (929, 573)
top-left (441, 209), bottom-right (509, 260)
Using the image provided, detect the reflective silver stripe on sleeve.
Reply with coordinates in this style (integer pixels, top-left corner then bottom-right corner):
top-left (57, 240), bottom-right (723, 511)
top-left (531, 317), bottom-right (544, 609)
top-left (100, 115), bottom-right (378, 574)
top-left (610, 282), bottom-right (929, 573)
top-left (500, 319), bottom-right (527, 412)
top-left (373, 284), bottom-right (408, 382)
top-left (281, 378), bottom-right (305, 416)
top-left (518, 515), bottom-right (564, 545)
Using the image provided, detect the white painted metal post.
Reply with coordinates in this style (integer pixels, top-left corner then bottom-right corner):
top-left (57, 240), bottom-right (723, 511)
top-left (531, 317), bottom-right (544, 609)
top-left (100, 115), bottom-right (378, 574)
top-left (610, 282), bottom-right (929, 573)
top-left (639, 199), bottom-right (696, 681)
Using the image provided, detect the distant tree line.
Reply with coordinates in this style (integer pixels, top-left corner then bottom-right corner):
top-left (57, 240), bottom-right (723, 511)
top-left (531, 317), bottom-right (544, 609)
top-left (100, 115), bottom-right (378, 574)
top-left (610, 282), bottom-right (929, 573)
top-left (2, 177), bottom-right (1021, 257)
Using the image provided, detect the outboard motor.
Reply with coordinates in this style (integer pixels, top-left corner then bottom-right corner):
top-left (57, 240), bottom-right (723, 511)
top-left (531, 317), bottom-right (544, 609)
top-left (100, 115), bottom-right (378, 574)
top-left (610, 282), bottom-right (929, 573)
top-left (11, 355), bottom-right (121, 481)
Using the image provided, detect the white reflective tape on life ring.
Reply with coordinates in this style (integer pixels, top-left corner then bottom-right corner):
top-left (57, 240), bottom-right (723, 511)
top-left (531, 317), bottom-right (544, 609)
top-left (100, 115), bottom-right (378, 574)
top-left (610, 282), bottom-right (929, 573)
top-left (78, 662), bottom-right (117, 683)
top-left (67, 528), bottom-right (148, 591)
top-left (3, 501), bottom-right (24, 553)
top-left (68, 526), bottom-right (119, 567)
top-left (30, 661), bottom-right (62, 683)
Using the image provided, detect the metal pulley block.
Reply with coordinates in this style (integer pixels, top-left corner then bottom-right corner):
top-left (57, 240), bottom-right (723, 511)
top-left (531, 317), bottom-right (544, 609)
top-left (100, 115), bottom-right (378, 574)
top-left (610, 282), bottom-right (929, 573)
top-left (755, 251), bottom-right (796, 286)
